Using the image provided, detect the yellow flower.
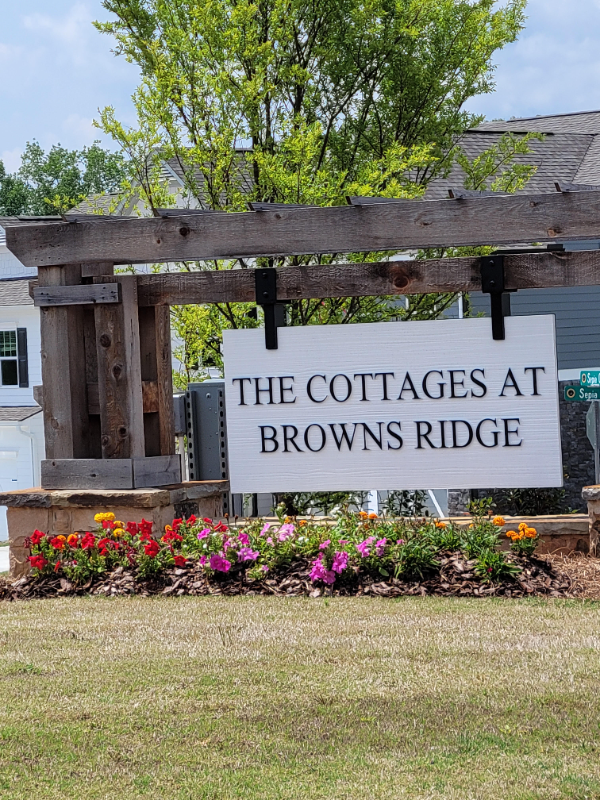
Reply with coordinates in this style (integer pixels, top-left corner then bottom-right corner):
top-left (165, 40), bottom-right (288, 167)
top-left (67, 534), bottom-right (78, 546)
top-left (518, 522), bottom-right (528, 531)
top-left (435, 521), bottom-right (447, 529)
top-left (56, 535), bottom-right (67, 543)
top-left (113, 520), bottom-right (124, 529)
top-left (94, 512), bottom-right (115, 523)
top-left (164, 524), bottom-right (173, 533)
top-left (493, 516), bottom-right (505, 527)
top-left (113, 528), bottom-right (125, 538)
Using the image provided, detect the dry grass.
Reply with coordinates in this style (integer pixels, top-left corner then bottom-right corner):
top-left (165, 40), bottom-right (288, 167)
top-left (1, 596), bottom-right (600, 799)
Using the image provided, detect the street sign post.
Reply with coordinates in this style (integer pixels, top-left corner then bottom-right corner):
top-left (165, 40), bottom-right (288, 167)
top-left (587, 402), bottom-right (600, 484)
top-left (565, 385), bottom-right (600, 402)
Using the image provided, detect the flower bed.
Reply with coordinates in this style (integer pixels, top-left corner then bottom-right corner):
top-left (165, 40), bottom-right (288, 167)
top-left (0, 508), bottom-right (574, 600)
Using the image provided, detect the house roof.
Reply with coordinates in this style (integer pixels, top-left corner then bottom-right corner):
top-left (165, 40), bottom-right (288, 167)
top-left (0, 406), bottom-right (41, 422)
top-left (424, 110), bottom-right (600, 199)
top-left (0, 277), bottom-right (34, 306)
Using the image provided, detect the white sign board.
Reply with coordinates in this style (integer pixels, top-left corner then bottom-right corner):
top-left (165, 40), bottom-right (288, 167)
top-left (223, 316), bottom-right (562, 493)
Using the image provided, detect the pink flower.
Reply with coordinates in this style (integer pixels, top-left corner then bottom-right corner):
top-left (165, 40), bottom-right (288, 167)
top-left (338, 539), bottom-right (348, 545)
top-left (396, 539), bottom-right (405, 546)
top-left (260, 523), bottom-right (271, 536)
top-left (200, 555), bottom-right (207, 566)
top-left (356, 536), bottom-right (376, 558)
top-left (332, 551), bottom-right (348, 574)
top-left (277, 523), bottom-right (295, 542)
top-left (238, 532), bottom-right (250, 545)
top-left (197, 528), bottom-right (210, 540)
top-left (261, 565), bottom-right (269, 573)
top-left (209, 553), bottom-right (231, 572)
top-left (375, 538), bottom-right (387, 557)
top-left (266, 537), bottom-right (274, 545)
top-left (238, 547), bottom-right (259, 562)
top-left (310, 556), bottom-right (336, 585)
top-left (319, 539), bottom-right (331, 550)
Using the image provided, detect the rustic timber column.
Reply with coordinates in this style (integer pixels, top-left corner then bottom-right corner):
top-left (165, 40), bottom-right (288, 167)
top-left (139, 304), bottom-right (176, 457)
top-left (94, 274), bottom-right (145, 459)
top-left (38, 264), bottom-right (90, 459)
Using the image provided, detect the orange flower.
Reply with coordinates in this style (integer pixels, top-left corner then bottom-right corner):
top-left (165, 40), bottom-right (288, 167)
top-left (164, 524), bottom-right (173, 533)
top-left (359, 511), bottom-right (368, 519)
top-left (435, 521), bottom-right (447, 529)
top-left (518, 522), bottom-right (528, 532)
top-left (493, 516), bottom-right (505, 527)
top-left (525, 527), bottom-right (537, 539)
top-left (299, 520), bottom-right (307, 526)
top-left (506, 530), bottom-right (518, 539)
top-left (67, 534), bottom-right (78, 546)
top-left (368, 513), bottom-right (378, 520)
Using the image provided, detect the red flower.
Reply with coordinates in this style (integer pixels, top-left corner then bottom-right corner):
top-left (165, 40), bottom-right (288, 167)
top-left (50, 536), bottom-right (66, 550)
top-left (28, 555), bottom-right (47, 570)
top-left (144, 540), bottom-right (160, 558)
top-left (139, 519), bottom-right (153, 536)
top-left (102, 520), bottom-right (114, 530)
top-left (99, 548), bottom-right (109, 557)
top-left (162, 530), bottom-right (183, 543)
top-left (81, 532), bottom-right (96, 550)
top-left (98, 537), bottom-right (111, 549)
top-left (203, 517), bottom-right (212, 524)
top-left (30, 529), bottom-right (45, 545)
top-left (172, 518), bottom-right (183, 531)
top-left (187, 515), bottom-right (197, 525)
top-left (214, 522), bottom-right (228, 533)
top-left (126, 521), bottom-right (139, 535)
top-left (173, 555), bottom-right (186, 568)
top-left (54, 561), bottom-right (61, 573)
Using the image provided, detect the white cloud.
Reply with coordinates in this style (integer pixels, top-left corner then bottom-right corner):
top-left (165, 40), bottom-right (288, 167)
top-left (1, 148), bottom-right (23, 172)
top-left (23, 3), bottom-right (97, 66)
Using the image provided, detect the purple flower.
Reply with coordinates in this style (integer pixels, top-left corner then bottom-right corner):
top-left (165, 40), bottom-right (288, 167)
top-left (260, 523), bottom-right (271, 536)
top-left (396, 539), bottom-right (405, 546)
top-left (238, 547), bottom-right (259, 562)
top-left (238, 531), bottom-right (250, 545)
top-left (356, 536), bottom-right (376, 558)
top-left (338, 539), bottom-right (348, 545)
top-left (261, 565), bottom-right (269, 573)
top-left (209, 554), bottom-right (231, 572)
top-left (375, 538), bottom-right (387, 557)
top-left (200, 555), bottom-right (207, 566)
top-left (310, 556), bottom-right (336, 585)
top-left (331, 551), bottom-right (348, 574)
top-left (197, 528), bottom-right (210, 540)
top-left (266, 537), bottom-right (274, 545)
top-left (277, 523), bottom-right (295, 541)
top-left (319, 539), bottom-right (331, 550)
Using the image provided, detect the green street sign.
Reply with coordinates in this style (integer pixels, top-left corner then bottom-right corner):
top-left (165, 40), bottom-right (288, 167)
top-left (565, 385), bottom-right (600, 402)
top-left (580, 370), bottom-right (600, 386)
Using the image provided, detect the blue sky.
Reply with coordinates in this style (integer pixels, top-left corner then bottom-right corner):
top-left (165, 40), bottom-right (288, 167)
top-left (1, 0), bottom-right (600, 171)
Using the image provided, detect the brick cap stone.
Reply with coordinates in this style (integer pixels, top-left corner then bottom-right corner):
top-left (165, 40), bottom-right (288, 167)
top-left (582, 485), bottom-right (600, 502)
top-left (0, 481), bottom-right (229, 509)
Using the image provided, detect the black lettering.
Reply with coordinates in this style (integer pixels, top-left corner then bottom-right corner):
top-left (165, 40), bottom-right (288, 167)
top-left (416, 421), bottom-right (437, 449)
top-left (503, 418), bottom-right (522, 447)
top-left (440, 420), bottom-right (447, 449)
top-left (278, 376), bottom-right (296, 404)
top-left (304, 424), bottom-right (327, 452)
top-left (451, 420), bottom-right (473, 449)
top-left (499, 369), bottom-right (523, 397)
top-left (422, 370), bottom-right (446, 399)
top-left (328, 423), bottom-right (357, 451)
top-left (232, 377), bottom-right (252, 406)
top-left (374, 372), bottom-right (395, 400)
top-left (307, 374), bottom-right (327, 403)
top-left (362, 422), bottom-right (383, 451)
top-left (397, 372), bottom-right (420, 400)
top-left (260, 426), bottom-right (279, 453)
top-left (524, 367), bottom-right (545, 396)
top-left (386, 421), bottom-right (403, 450)
top-left (254, 377), bottom-right (275, 405)
top-left (282, 425), bottom-right (303, 452)
top-left (330, 374), bottom-right (352, 402)
top-left (476, 418), bottom-right (500, 448)
top-left (470, 369), bottom-right (487, 398)
top-left (353, 373), bottom-right (373, 401)
top-left (449, 370), bottom-right (467, 399)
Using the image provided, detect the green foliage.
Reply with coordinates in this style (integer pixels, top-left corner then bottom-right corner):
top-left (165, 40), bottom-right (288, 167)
top-left (277, 492), bottom-right (367, 517)
top-left (474, 548), bottom-right (520, 583)
top-left (381, 490), bottom-right (430, 518)
top-left (0, 141), bottom-right (126, 216)
top-left (456, 131), bottom-right (545, 192)
top-left (495, 487), bottom-right (567, 517)
top-left (394, 535), bottom-right (439, 581)
top-left (96, 0), bottom-right (529, 379)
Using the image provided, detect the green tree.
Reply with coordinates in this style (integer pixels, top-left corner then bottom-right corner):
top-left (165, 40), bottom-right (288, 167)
top-left (95, 0), bottom-right (529, 385)
top-left (0, 141), bottom-right (126, 216)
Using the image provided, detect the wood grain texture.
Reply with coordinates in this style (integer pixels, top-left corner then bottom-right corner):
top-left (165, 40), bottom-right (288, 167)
top-left (87, 380), bottom-right (159, 415)
top-left (38, 265), bottom-right (90, 459)
top-left (41, 458), bottom-right (134, 490)
top-left (8, 190), bottom-right (600, 266)
top-left (132, 455), bottom-right (181, 488)
top-left (81, 261), bottom-right (115, 279)
top-left (134, 250), bottom-right (600, 306)
top-left (33, 283), bottom-right (121, 307)
top-left (154, 305), bottom-right (175, 456)
top-left (93, 275), bottom-right (145, 459)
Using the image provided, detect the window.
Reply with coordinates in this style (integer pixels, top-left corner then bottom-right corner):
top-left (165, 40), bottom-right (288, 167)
top-left (0, 329), bottom-right (28, 387)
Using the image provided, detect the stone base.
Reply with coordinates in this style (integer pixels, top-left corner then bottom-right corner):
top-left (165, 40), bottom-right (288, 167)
top-left (451, 514), bottom-right (590, 555)
top-left (2, 481), bottom-right (228, 578)
top-left (582, 486), bottom-right (600, 555)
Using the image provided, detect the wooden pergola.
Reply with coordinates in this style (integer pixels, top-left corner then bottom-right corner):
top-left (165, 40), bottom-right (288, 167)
top-left (6, 188), bottom-right (600, 490)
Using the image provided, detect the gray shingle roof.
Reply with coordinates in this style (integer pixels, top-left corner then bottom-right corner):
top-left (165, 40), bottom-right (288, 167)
top-left (0, 278), bottom-right (33, 306)
top-left (477, 111), bottom-right (600, 135)
top-left (0, 406), bottom-right (41, 421)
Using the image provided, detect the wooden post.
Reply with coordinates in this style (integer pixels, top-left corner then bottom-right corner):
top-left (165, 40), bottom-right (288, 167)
top-left (38, 265), bottom-right (90, 459)
top-left (94, 275), bottom-right (145, 459)
top-left (138, 304), bottom-right (176, 457)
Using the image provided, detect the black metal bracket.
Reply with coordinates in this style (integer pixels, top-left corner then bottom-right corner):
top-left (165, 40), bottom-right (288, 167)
top-left (255, 268), bottom-right (286, 349)
top-left (480, 254), bottom-right (515, 340)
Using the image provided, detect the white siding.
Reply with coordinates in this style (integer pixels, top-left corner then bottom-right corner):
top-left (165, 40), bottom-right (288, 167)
top-left (0, 412), bottom-right (44, 540)
top-left (0, 305), bottom-right (41, 406)
top-left (0, 243), bottom-right (36, 279)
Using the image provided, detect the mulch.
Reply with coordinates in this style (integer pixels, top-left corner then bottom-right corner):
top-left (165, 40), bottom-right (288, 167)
top-left (0, 551), bottom-right (579, 601)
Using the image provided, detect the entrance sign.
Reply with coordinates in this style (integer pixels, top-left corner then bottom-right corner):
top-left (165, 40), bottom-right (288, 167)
top-left (223, 316), bottom-right (562, 492)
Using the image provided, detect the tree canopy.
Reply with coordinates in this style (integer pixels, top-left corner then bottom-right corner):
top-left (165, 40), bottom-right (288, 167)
top-left (0, 141), bottom-right (126, 216)
top-left (96, 0), bottom-right (531, 385)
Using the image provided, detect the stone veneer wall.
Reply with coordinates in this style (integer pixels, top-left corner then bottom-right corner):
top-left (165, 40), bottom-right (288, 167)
top-left (450, 381), bottom-right (595, 515)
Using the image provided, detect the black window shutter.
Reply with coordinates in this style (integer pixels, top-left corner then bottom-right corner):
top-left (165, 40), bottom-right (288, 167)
top-left (17, 328), bottom-right (28, 388)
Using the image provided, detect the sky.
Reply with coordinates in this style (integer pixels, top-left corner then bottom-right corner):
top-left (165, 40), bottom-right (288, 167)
top-left (2, 0), bottom-right (600, 171)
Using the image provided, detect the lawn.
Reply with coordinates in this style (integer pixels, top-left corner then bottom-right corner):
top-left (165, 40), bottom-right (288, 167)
top-left (1, 597), bottom-right (599, 799)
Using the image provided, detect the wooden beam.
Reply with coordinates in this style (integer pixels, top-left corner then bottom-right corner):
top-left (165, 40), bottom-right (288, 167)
top-left (133, 455), bottom-right (181, 489)
top-left (33, 282), bottom-right (121, 307)
top-left (41, 455), bottom-right (181, 490)
top-left (38, 265), bottom-right (91, 459)
top-left (134, 250), bottom-right (600, 306)
top-left (8, 190), bottom-right (600, 266)
top-left (94, 275), bottom-right (145, 459)
top-left (87, 380), bottom-right (159, 415)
